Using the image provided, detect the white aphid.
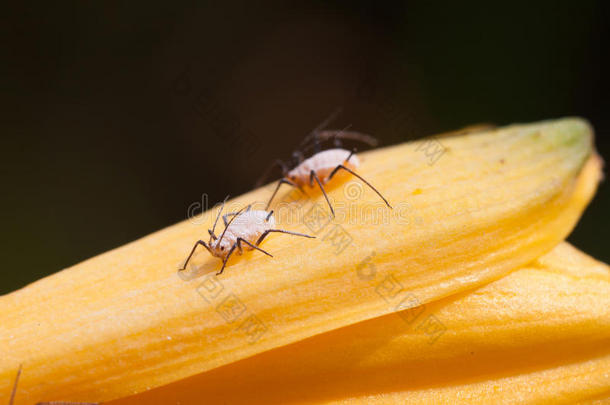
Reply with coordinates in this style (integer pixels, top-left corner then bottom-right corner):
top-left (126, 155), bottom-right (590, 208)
top-left (266, 146), bottom-right (391, 216)
top-left (287, 148), bottom-right (360, 186)
top-left (211, 210), bottom-right (275, 254)
top-left (180, 200), bottom-right (314, 275)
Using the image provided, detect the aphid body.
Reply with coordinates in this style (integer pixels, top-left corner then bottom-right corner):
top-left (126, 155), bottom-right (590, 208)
top-left (180, 199), bottom-right (314, 275)
top-left (266, 145), bottom-right (391, 216)
top-left (209, 210), bottom-right (275, 257)
top-left (286, 148), bottom-right (360, 187)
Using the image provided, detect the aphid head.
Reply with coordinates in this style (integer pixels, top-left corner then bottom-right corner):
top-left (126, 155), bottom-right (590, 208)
top-left (209, 237), bottom-right (232, 258)
top-left (209, 205), bottom-right (247, 258)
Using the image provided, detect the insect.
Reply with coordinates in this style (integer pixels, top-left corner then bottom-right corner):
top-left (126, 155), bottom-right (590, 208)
top-left (264, 134), bottom-right (392, 217)
top-left (7, 364), bottom-right (99, 405)
top-left (179, 198), bottom-right (315, 275)
top-left (255, 108), bottom-right (379, 189)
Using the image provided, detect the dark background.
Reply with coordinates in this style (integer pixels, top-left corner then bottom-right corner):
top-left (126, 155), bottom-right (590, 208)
top-left (2, 1), bottom-right (608, 294)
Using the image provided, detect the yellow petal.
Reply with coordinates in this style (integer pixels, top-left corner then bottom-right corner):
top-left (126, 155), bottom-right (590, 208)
top-left (0, 118), bottom-right (600, 402)
top-left (109, 242), bottom-right (610, 404)
top-left (333, 353), bottom-right (610, 404)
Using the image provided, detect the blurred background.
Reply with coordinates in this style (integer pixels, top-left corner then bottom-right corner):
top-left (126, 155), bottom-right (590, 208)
top-left (1, 1), bottom-right (608, 294)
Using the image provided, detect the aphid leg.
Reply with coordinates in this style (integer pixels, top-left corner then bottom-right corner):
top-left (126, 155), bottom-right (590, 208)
top-left (236, 238), bottom-right (273, 257)
top-left (298, 107), bottom-right (343, 150)
top-left (266, 178), bottom-right (299, 210)
top-left (326, 164), bottom-right (392, 208)
top-left (179, 240), bottom-right (212, 271)
top-left (265, 210), bottom-right (274, 222)
top-left (344, 147), bottom-right (357, 163)
top-left (9, 364), bottom-right (21, 405)
top-left (309, 170), bottom-right (335, 217)
top-left (255, 229), bottom-right (315, 245)
top-left (218, 244), bottom-right (237, 275)
top-left (222, 204), bottom-right (251, 226)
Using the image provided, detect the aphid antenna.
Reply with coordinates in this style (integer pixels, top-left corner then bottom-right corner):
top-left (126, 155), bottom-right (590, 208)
top-left (216, 205), bottom-right (248, 245)
top-left (208, 195), bottom-right (229, 243)
top-left (298, 107), bottom-right (343, 149)
top-left (330, 124), bottom-right (353, 148)
top-left (289, 126), bottom-right (354, 167)
top-left (254, 107), bottom-right (345, 188)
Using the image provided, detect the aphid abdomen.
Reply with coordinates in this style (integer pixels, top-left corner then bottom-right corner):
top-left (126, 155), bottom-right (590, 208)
top-left (315, 149), bottom-right (359, 169)
top-left (233, 211), bottom-right (274, 235)
top-left (224, 210), bottom-right (274, 253)
top-left (234, 210), bottom-right (275, 228)
top-left (289, 148), bottom-right (359, 186)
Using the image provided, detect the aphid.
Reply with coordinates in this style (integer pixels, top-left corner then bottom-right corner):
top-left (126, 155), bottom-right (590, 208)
top-left (255, 108), bottom-right (378, 189)
top-left (265, 138), bottom-right (392, 217)
top-left (179, 198), bottom-right (315, 275)
top-left (7, 364), bottom-right (99, 405)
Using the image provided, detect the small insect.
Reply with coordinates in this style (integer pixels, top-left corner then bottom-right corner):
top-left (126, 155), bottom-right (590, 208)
top-left (179, 198), bottom-right (315, 275)
top-left (265, 137), bottom-right (392, 217)
top-left (255, 108), bottom-right (379, 189)
top-left (7, 364), bottom-right (99, 405)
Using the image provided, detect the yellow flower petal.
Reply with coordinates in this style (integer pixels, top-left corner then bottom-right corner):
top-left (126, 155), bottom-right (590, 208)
top-left (0, 118), bottom-right (600, 402)
top-left (108, 242), bottom-right (610, 404)
top-left (334, 352), bottom-right (610, 404)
